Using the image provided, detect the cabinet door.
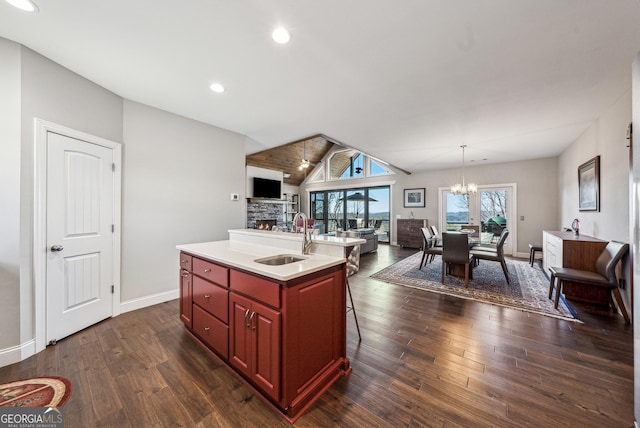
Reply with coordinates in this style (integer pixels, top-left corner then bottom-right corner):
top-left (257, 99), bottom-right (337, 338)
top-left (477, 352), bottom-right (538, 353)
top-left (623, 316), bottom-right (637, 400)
top-left (251, 300), bottom-right (281, 402)
top-left (229, 293), bottom-right (281, 402)
top-left (229, 293), bottom-right (252, 378)
top-left (180, 269), bottom-right (192, 328)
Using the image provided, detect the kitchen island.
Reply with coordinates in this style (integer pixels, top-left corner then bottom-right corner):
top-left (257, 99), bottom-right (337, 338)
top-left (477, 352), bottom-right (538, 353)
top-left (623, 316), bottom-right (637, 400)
top-left (176, 230), bottom-right (364, 422)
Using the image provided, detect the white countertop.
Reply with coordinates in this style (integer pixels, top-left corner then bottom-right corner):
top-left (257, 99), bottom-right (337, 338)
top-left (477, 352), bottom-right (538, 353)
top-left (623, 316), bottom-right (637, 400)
top-left (229, 228), bottom-right (366, 247)
top-left (176, 240), bottom-right (346, 281)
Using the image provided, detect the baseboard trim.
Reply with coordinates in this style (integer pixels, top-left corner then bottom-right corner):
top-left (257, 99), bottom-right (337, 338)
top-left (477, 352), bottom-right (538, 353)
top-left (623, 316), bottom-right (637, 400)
top-left (119, 289), bottom-right (179, 314)
top-left (0, 290), bottom-right (179, 368)
top-left (0, 339), bottom-right (35, 368)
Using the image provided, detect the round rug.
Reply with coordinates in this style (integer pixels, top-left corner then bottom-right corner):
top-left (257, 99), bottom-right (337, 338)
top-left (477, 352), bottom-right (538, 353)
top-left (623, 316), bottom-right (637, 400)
top-left (0, 376), bottom-right (72, 407)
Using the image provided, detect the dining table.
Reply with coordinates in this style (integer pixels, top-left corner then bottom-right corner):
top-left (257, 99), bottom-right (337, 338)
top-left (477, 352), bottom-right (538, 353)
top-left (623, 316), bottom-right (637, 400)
top-left (439, 230), bottom-right (494, 279)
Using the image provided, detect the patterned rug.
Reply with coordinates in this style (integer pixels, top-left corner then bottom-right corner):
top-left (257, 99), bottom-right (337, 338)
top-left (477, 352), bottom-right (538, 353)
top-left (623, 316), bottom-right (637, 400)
top-left (370, 252), bottom-right (578, 322)
top-left (0, 376), bottom-right (72, 407)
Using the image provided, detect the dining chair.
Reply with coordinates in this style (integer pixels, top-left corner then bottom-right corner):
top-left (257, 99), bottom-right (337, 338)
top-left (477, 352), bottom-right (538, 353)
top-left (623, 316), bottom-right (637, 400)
top-left (441, 232), bottom-right (474, 288)
top-left (429, 225), bottom-right (443, 248)
top-left (419, 227), bottom-right (442, 268)
top-left (470, 229), bottom-right (510, 284)
top-left (471, 227), bottom-right (507, 253)
top-left (335, 230), bottom-right (362, 340)
top-left (548, 241), bottom-right (630, 323)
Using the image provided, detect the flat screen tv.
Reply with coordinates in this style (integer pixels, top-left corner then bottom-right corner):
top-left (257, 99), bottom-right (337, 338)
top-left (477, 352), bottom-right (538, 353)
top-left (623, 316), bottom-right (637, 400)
top-left (253, 177), bottom-right (281, 199)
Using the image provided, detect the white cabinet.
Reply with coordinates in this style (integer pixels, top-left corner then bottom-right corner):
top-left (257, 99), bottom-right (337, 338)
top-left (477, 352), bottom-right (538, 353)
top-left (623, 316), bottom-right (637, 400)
top-left (542, 231), bottom-right (562, 274)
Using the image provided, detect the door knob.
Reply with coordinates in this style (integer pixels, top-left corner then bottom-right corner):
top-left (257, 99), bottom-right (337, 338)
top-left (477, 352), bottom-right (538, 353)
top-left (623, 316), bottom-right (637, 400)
top-left (51, 245), bottom-right (64, 252)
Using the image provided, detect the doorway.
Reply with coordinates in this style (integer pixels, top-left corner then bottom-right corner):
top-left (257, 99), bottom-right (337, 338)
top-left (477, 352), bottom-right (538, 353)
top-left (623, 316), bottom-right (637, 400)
top-left (34, 119), bottom-right (122, 352)
top-left (439, 184), bottom-right (516, 255)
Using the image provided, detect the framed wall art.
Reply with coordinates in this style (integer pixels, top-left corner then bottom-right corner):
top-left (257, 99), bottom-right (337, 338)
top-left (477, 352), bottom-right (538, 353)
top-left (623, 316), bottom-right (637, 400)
top-left (404, 188), bottom-right (425, 208)
top-left (578, 155), bottom-right (600, 211)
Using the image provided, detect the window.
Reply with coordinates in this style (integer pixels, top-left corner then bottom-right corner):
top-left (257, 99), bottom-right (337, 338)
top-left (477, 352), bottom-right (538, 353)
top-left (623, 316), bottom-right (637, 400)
top-left (369, 158), bottom-right (392, 176)
top-left (326, 149), bottom-right (393, 181)
top-left (307, 165), bottom-right (325, 183)
top-left (329, 149), bottom-right (364, 180)
top-left (310, 186), bottom-right (390, 243)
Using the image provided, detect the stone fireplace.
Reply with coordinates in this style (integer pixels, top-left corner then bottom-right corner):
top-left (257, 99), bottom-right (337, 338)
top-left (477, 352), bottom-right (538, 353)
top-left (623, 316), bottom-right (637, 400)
top-left (247, 200), bottom-right (285, 229)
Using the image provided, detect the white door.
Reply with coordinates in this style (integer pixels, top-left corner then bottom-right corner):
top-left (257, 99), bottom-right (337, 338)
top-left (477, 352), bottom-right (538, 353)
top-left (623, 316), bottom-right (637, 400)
top-left (46, 132), bottom-right (115, 343)
top-left (440, 185), bottom-right (515, 255)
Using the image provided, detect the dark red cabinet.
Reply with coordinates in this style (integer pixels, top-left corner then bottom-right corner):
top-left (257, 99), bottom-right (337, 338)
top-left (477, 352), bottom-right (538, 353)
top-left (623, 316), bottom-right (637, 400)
top-left (229, 293), bottom-right (280, 402)
top-left (179, 268), bottom-right (192, 328)
top-left (179, 250), bottom-right (349, 422)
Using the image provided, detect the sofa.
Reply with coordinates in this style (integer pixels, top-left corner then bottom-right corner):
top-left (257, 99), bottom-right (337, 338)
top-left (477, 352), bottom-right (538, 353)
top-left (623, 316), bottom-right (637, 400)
top-left (356, 228), bottom-right (378, 253)
top-left (326, 227), bottom-right (378, 254)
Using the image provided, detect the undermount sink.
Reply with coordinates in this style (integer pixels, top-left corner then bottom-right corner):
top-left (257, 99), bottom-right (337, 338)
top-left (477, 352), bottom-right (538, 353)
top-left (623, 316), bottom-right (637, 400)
top-left (254, 254), bottom-right (306, 266)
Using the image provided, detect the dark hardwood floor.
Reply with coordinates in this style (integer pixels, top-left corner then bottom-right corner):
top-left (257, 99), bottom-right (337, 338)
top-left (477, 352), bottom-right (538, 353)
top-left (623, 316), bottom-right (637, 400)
top-left (0, 245), bottom-right (633, 427)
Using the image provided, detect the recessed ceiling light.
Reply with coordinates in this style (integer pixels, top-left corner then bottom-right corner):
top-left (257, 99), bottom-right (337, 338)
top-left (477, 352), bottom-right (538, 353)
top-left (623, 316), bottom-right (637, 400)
top-left (272, 27), bottom-right (291, 44)
top-left (5, 0), bottom-right (39, 12)
top-left (209, 83), bottom-right (225, 93)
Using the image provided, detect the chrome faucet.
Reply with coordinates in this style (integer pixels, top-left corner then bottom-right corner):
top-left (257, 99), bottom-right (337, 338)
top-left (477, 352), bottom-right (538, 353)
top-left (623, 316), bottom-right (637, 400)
top-left (292, 212), bottom-right (312, 255)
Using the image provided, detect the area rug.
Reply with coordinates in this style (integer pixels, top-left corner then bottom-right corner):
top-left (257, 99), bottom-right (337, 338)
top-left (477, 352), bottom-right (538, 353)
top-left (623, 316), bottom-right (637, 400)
top-left (0, 376), bottom-right (72, 407)
top-left (370, 252), bottom-right (578, 322)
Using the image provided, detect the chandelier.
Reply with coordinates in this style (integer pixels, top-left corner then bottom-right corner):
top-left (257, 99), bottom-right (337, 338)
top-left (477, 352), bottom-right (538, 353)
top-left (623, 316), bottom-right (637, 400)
top-left (451, 145), bottom-right (477, 195)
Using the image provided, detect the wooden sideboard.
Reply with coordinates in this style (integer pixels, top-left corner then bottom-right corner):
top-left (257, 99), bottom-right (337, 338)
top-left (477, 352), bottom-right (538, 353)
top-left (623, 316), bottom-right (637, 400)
top-left (543, 230), bottom-right (608, 304)
top-left (397, 219), bottom-right (428, 248)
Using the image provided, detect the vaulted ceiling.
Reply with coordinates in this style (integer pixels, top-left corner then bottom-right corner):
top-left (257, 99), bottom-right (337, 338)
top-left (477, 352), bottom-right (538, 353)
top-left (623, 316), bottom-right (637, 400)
top-left (246, 135), bottom-right (336, 186)
top-left (2, 1), bottom-right (640, 172)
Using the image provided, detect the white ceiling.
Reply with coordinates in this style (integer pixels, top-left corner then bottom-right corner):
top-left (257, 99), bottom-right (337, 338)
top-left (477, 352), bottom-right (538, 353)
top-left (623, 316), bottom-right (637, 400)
top-left (2, 1), bottom-right (640, 172)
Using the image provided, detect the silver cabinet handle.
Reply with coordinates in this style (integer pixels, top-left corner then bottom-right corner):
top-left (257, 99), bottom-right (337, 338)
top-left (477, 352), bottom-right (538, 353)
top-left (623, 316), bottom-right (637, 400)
top-left (204, 294), bottom-right (210, 300)
top-left (204, 327), bottom-right (210, 332)
top-left (204, 268), bottom-right (211, 273)
top-left (249, 312), bottom-right (256, 330)
top-left (244, 309), bottom-right (251, 328)
top-left (51, 245), bottom-right (64, 252)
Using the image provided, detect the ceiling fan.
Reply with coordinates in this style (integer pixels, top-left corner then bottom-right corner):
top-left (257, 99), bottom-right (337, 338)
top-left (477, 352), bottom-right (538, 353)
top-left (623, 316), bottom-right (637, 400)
top-left (298, 140), bottom-right (317, 170)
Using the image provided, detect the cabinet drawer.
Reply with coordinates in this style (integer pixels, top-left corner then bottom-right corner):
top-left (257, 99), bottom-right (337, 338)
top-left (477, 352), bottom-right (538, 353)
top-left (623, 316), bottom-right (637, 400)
top-left (193, 257), bottom-right (229, 287)
top-left (179, 252), bottom-right (193, 271)
top-left (193, 276), bottom-right (229, 322)
top-left (193, 304), bottom-right (229, 359)
top-left (230, 270), bottom-right (280, 308)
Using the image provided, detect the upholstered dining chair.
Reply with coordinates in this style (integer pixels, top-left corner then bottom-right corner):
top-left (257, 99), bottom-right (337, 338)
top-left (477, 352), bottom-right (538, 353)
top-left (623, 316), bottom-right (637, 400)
top-left (548, 241), bottom-right (630, 323)
top-left (470, 229), bottom-right (510, 284)
top-left (419, 227), bottom-right (442, 268)
top-left (470, 227), bottom-right (508, 253)
top-left (441, 232), bottom-right (474, 288)
top-left (429, 225), bottom-right (443, 248)
top-left (336, 230), bottom-right (362, 340)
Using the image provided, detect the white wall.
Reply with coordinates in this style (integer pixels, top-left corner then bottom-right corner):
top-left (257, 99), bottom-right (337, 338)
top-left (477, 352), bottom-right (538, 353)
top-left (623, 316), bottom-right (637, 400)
top-left (391, 157), bottom-right (558, 255)
top-left (558, 88), bottom-right (633, 317)
top-left (558, 90), bottom-right (631, 242)
top-left (630, 50), bottom-right (640, 428)
top-left (19, 46), bottom-right (124, 348)
top-left (0, 39), bottom-right (248, 363)
top-left (121, 100), bottom-right (246, 303)
top-left (0, 38), bottom-right (21, 350)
